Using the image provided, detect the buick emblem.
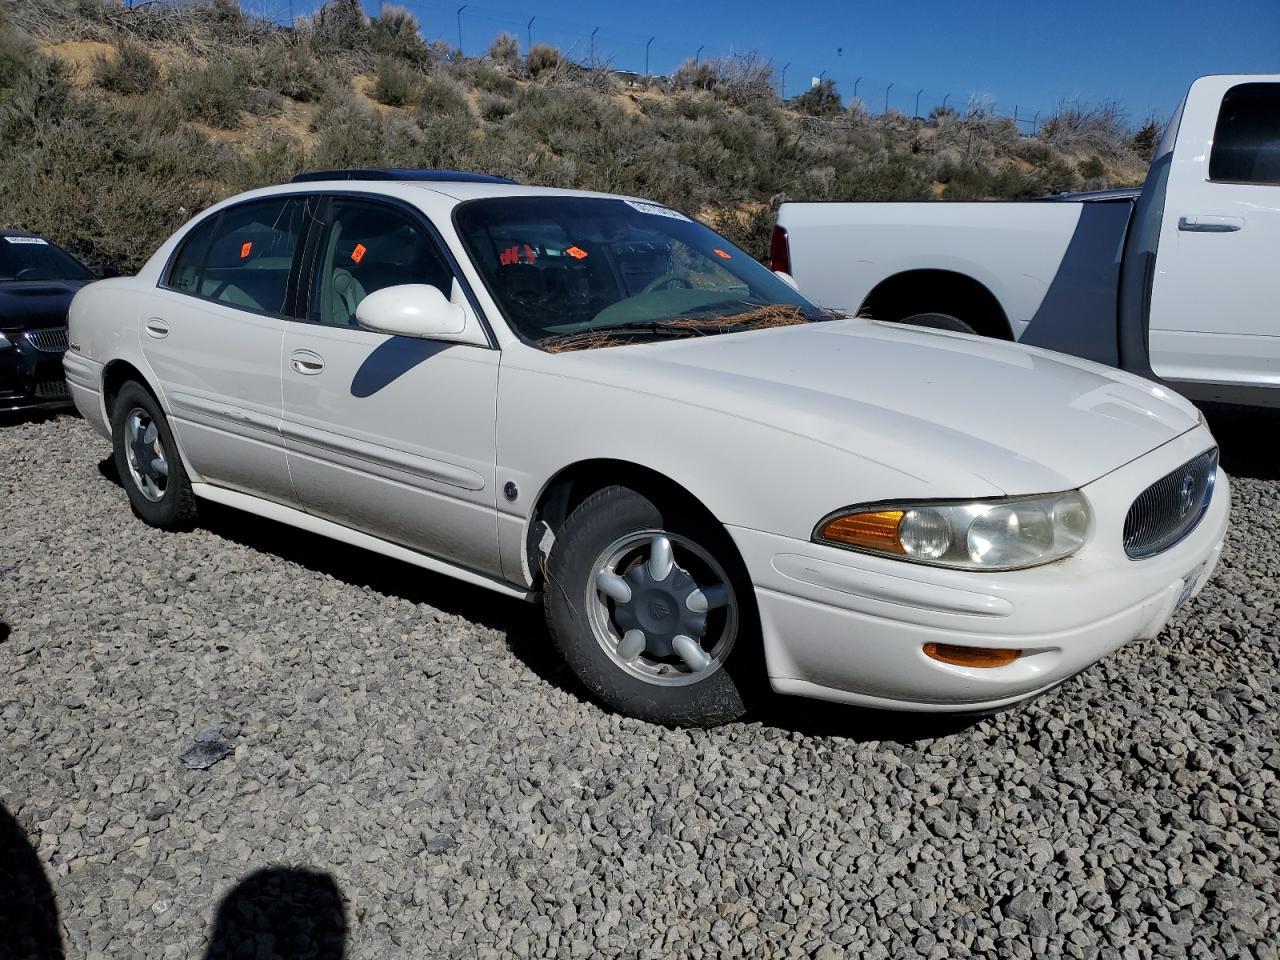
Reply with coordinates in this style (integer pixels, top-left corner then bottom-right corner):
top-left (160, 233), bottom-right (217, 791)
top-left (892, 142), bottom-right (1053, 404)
top-left (648, 599), bottom-right (670, 621)
top-left (1178, 474), bottom-right (1196, 517)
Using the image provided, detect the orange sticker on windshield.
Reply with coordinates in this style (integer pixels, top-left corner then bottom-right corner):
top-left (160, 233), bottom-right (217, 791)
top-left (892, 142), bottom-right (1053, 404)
top-left (351, 243), bottom-right (367, 264)
top-left (565, 246), bottom-right (589, 260)
top-left (713, 248), bottom-right (732, 259)
top-left (239, 241), bottom-right (252, 259)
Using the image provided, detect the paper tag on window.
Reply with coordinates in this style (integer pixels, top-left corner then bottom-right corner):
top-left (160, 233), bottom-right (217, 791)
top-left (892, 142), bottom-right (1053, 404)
top-left (4, 236), bottom-right (49, 245)
top-left (622, 199), bottom-right (691, 222)
top-left (351, 243), bottom-right (367, 264)
top-left (240, 241), bottom-right (253, 259)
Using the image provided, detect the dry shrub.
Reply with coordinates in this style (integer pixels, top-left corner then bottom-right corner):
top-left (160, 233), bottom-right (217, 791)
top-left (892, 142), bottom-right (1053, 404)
top-left (525, 43), bottom-right (562, 78)
top-left (372, 54), bottom-right (416, 106)
top-left (488, 32), bottom-right (519, 65)
top-left (93, 36), bottom-right (159, 95)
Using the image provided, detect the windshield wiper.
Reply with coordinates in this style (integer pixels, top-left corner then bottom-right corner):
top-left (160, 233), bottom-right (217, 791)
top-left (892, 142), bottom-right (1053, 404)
top-left (538, 322), bottom-right (704, 352)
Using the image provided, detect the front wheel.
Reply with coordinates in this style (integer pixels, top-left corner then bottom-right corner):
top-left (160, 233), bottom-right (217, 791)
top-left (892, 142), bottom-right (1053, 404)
top-left (543, 486), bottom-right (763, 726)
top-left (110, 381), bottom-right (198, 530)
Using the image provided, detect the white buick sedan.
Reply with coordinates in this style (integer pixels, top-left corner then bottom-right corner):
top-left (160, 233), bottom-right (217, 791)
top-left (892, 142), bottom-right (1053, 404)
top-left (65, 170), bottom-right (1229, 726)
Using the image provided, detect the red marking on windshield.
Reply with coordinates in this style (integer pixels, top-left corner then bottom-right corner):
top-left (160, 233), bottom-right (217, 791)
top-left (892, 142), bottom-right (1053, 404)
top-left (239, 242), bottom-right (252, 259)
top-left (566, 246), bottom-right (588, 260)
top-left (351, 243), bottom-right (367, 264)
top-left (713, 248), bottom-right (732, 260)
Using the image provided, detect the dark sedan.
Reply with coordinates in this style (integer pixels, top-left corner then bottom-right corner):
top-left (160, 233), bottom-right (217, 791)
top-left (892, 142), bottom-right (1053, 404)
top-left (0, 230), bottom-right (96, 410)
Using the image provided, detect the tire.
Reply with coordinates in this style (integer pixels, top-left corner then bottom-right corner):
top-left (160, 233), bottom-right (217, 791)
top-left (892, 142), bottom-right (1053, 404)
top-left (543, 485), bottom-right (764, 726)
top-left (110, 381), bottom-right (198, 530)
top-left (899, 311), bottom-right (978, 335)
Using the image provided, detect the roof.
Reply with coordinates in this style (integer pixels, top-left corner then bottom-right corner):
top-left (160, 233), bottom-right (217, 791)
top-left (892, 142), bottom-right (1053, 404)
top-left (290, 168), bottom-right (515, 185)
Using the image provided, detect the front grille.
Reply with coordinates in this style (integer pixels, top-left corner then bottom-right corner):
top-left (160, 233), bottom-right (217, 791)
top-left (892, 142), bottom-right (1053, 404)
top-left (34, 379), bottom-right (70, 400)
top-left (23, 327), bottom-right (69, 352)
top-left (1123, 448), bottom-right (1218, 560)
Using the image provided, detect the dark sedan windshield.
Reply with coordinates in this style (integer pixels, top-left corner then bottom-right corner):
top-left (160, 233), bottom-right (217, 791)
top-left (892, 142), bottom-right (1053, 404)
top-left (0, 236), bottom-right (94, 282)
top-left (454, 196), bottom-right (826, 347)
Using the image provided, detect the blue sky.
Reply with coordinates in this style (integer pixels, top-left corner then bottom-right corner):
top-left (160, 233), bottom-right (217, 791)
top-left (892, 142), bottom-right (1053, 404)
top-left (370, 0), bottom-right (1279, 125)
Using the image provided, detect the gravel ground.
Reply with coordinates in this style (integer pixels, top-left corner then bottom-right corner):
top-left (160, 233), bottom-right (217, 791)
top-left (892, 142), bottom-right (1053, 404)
top-left (2, 411), bottom-right (1278, 960)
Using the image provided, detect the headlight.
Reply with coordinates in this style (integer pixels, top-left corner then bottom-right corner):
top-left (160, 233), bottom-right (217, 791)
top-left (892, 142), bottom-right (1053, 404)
top-left (814, 491), bottom-right (1090, 571)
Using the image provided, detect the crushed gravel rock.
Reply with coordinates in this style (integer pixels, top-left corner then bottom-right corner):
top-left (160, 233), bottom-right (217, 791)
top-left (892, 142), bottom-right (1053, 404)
top-left (1, 411), bottom-right (1277, 958)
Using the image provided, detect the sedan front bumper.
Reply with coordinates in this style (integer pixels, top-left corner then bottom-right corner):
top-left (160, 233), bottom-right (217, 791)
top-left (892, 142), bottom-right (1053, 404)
top-left (0, 327), bottom-right (72, 411)
top-left (730, 427), bottom-right (1230, 712)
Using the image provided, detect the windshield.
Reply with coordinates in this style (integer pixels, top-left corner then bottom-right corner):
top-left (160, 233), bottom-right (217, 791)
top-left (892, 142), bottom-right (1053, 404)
top-left (0, 236), bottom-right (93, 282)
top-left (454, 196), bottom-right (827, 349)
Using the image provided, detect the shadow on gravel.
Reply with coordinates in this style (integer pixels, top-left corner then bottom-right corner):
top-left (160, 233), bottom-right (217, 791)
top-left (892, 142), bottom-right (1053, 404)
top-left (0, 803), bottom-right (64, 959)
top-left (748, 696), bottom-right (985, 743)
top-left (1200, 402), bottom-right (1280, 480)
top-left (205, 868), bottom-right (346, 960)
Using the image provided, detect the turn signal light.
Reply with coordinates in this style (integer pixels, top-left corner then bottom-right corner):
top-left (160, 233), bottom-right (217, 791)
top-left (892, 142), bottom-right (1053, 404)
top-left (923, 643), bottom-right (1021, 668)
top-left (819, 510), bottom-right (906, 554)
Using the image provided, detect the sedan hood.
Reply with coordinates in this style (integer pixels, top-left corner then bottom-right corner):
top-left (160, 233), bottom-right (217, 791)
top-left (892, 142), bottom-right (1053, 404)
top-left (554, 319), bottom-right (1200, 495)
top-left (0, 280), bottom-right (87, 331)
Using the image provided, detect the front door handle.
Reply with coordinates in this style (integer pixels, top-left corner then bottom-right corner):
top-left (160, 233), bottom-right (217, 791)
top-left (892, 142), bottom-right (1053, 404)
top-left (1178, 215), bottom-right (1244, 233)
top-left (289, 349), bottom-right (325, 375)
top-left (144, 318), bottom-right (169, 339)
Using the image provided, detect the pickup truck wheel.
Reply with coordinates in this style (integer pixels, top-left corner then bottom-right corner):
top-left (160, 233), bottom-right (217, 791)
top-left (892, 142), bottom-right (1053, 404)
top-left (544, 485), bottom-right (764, 726)
top-left (111, 382), bottom-right (198, 530)
top-left (900, 312), bottom-right (978, 335)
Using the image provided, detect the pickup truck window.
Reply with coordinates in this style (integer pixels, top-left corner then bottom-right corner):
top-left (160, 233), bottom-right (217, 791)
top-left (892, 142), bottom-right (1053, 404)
top-left (454, 196), bottom-right (824, 347)
top-left (1209, 83), bottom-right (1280, 186)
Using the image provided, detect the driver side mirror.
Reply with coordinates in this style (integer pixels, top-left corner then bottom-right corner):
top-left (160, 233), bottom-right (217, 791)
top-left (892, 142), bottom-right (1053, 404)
top-left (356, 284), bottom-right (467, 339)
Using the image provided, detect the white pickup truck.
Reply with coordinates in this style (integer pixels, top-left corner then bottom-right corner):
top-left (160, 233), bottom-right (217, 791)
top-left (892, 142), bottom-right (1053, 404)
top-left (772, 75), bottom-right (1280, 406)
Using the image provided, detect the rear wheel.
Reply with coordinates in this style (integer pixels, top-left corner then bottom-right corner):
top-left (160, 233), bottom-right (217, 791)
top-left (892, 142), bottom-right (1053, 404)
top-left (899, 311), bottom-right (978, 334)
top-left (111, 381), bottom-right (197, 530)
top-left (544, 485), bottom-right (763, 726)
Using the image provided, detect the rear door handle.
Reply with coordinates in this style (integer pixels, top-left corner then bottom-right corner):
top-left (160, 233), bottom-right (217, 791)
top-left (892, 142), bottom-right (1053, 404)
top-left (289, 349), bottom-right (325, 375)
top-left (144, 318), bottom-right (169, 338)
top-left (1178, 215), bottom-right (1244, 233)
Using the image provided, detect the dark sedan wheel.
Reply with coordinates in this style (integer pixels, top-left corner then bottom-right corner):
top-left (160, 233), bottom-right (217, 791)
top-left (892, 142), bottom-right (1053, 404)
top-left (544, 485), bottom-right (764, 726)
top-left (111, 381), bottom-right (197, 529)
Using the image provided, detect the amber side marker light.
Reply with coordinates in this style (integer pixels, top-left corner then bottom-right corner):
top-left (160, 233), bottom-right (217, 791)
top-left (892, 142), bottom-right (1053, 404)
top-left (923, 643), bottom-right (1021, 668)
top-left (820, 510), bottom-right (906, 554)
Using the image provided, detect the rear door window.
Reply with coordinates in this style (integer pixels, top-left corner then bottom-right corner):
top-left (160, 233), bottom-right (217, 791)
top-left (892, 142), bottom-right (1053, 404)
top-left (165, 196), bottom-right (310, 316)
top-left (1209, 83), bottom-right (1280, 185)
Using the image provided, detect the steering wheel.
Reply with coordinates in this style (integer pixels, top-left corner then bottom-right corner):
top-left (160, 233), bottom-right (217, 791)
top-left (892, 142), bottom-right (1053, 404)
top-left (641, 274), bottom-right (694, 295)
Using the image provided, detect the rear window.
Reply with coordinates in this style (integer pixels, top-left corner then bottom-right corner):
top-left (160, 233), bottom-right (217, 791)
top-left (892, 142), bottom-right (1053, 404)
top-left (1209, 83), bottom-right (1280, 186)
top-left (0, 236), bottom-right (93, 282)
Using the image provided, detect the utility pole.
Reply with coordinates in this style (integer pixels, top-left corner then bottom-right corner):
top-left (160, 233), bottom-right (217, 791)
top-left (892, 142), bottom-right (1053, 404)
top-left (942, 92), bottom-right (950, 110)
top-left (455, 4), bottom-right (466, 56)
top-left (885, 81), bottom-right (894, 114)
top-left (695, 44), bottom-right (704, 65)
top-left (853, 76), bottom-right (862, 101)
top-left (780, 62), bottom-right (790, 99)
top-left (590, 26), bottom-right (599, 65)
top-left (915, 88), bottom-right (923, 117)
top-left (645, 36), bottom-right (655, 77)
top-left (526, 16), bottom-right (535, 52)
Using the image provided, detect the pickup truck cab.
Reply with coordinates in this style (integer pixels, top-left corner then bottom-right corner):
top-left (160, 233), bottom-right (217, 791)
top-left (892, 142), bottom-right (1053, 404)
top-left (773, 75), bottom-right (1280, 407)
